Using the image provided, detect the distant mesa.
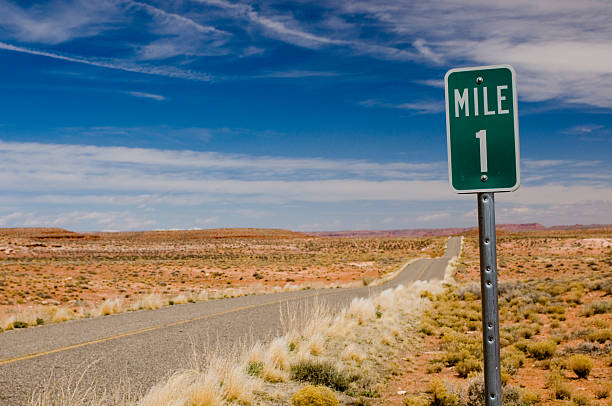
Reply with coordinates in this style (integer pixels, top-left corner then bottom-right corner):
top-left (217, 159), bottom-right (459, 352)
top-left (308, 223), bottom-right (611, 238)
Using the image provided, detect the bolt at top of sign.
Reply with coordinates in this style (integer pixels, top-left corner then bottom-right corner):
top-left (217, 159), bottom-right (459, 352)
top-left (445, 65), bottom-right (520, 194)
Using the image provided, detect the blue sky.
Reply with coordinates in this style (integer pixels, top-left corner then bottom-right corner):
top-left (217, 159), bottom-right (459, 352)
top-left (0, 0), bottom-right (610, 231)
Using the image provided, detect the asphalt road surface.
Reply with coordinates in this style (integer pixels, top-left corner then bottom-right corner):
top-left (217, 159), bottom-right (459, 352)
top-left (0, 236), bottom-right (461, 404)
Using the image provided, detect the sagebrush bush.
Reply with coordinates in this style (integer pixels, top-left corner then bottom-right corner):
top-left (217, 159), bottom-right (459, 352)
top-left (291, 385), bottom-right (339, 406)
top-left (568, 354), bottom-right (593, 379)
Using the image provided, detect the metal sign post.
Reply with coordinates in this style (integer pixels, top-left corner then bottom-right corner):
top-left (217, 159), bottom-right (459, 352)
top-left (477, 192), bottom-right (501, 405)
top-left (444, 65), bottom-right (520, 406)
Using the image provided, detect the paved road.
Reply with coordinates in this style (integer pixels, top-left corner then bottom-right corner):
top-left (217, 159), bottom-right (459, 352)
top-left (0, 237), bottom-right (461, 404)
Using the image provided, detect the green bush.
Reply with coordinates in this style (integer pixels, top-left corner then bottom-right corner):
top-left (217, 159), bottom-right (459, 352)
top-left (12, 321), bottom-right (28, 329)
top-left (568, 354), bottom-right (593, 379)
top-left (526, 340), bottom-right (556, 360)
top-left (291, 360), bottom-right (351, 392)
top-left (291, 385), bottom-right (339, 406)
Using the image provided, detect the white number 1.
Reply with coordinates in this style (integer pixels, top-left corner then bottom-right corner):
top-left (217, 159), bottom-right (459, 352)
top-left (475, 129), bottom-right (488, 172)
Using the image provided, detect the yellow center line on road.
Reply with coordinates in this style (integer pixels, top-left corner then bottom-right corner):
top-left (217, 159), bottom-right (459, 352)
top-left (0, 253), bottom-right (443, 367)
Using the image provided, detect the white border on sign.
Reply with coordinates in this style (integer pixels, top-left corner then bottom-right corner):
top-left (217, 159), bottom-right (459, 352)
top-left (444, 64), bottom-right (520, 194)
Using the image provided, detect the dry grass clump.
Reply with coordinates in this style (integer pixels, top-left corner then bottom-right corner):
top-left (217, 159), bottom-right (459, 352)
top-left (51, 307), bottom-right (76, 323)
top-left (97, 298), bottom-right (123, 316)
top-left (132, 294), bottom-right (164, 310)
top-left (347, 297), bottom-right (377, 325)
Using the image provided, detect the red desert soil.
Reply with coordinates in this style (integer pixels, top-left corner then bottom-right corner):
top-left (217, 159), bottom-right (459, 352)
top-left (0, 227), bottom-right (445, 315)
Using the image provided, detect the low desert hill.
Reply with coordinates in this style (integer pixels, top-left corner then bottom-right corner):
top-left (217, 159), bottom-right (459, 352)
top-left (0, 227), bottom-right (97, 239)
top-left (0, 227), bottom-right (307, 241)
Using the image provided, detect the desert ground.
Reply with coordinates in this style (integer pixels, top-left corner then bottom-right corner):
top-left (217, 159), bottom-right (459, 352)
top-left (2, 226), bottom-right (610, 406)
top-left (0, 227), bottom-right (445, 329)
top-left (386, 227), bottom-right (612, 405)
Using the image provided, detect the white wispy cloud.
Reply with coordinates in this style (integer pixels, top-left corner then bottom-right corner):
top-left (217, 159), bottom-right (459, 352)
top-left (0, 0), bottom-right (124, 44)
top-left (340, 0), bottom-right (612, 108)
top-left (360, 99), bottom-right (444, 114)
top-left (126, 91), bottom-right (165, 101)
top-left (0, 41), bottom-right (212, 81)
top-left (254, 70), bottom-right (339, 78)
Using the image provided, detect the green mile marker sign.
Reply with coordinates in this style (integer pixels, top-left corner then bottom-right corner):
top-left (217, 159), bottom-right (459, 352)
top-left (445, 65), bottom-right (520, 193)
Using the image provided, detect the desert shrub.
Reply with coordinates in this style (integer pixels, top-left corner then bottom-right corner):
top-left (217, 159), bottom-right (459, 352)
top-left (521, 390), bottom-right (540, 405)
top-left (247, 361), bottom-right (263, 377)
top-left (456, 358), bottom-right (481, 378)
top-left (12, 321), bottom-right (28, 329)
top-left (291, 385), bottom-right (339, 406)
top-left (501, 348), bottom-right (525, 375)
top-left (572, 394), bottom-right (590, 406)
top-left (291, 360), bottom-right (351, 392)
top-left (595, 385), bottom-right (610, 399)
top-left (568, 354), bottom-right (593, 378)
top-left (503, 386), bottom-right (522, 406)
top-left (588, 329), bottom-right (612, 344)
top-left (514, 339), bottom-right (530, 353)
top-left (547, 371), bottom-right (572, 400)
top-left (573, 341), bottom-right (601, 355)
top-left (444, 349), bottom-right (470, 367)
top-left (403, 395), bottom-right (429, 406)
top-left (457, 283), bottom-right (481, 300)
top-left (419, 321), bottom-right (436, 336)
top-left (581, 300), bottom-right (612, 317)
top-left (466, 376), bottom-right (485, 406)
top-left (429, 378), bottom-right (460, 406)
top-left (36, 317), bottom-right (44, 325)
top-left (526, 340), bottom-right (556, 360)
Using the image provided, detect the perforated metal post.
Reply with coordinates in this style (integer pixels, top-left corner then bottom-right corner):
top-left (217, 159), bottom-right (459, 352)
top-left (477, 192), bottom-right (502, 406)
